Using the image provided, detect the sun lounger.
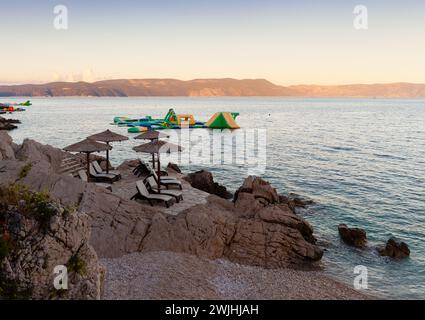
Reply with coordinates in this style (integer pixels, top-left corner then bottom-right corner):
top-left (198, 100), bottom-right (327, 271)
top-left (145, 176), bottom-right (183, 202)
top-left (92, 161), bottom-right (121, 179)
top-left (131, 180), bottom-right (174, 208)
top-left (133, 161), bottom-right (151, 176)
top-left (89, 164), bottom-right (117, 183)
top-left (144, 161), bottom-right (169, 176)
top-left (150, 170), bottom-right (182, 190)
top-left (134, 161), bottom-right (168, 177)
top-left (78, 170), bottom-right (112, 191)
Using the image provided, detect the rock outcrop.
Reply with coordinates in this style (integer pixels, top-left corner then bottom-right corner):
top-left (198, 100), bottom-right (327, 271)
top-left (234, 175), bottom-right (279, 205)
top-left (0, 137), bottom-right (157, 260)
top-left (377, 238), bottom-right (410, 258)
top-left (78, 184), bottom-right (156, 258)
top-left (184, 170), bottom-right (233, 199)
top-left (142, 177), bottom-right (323, 269)
top-left (279, 193), bottom-right (315, 211)
top-left (0, 116), bottom-right (20, 131)
top-left (338, 224), bottom-right (367, 248)
top-left (15, 138), bottom-right (65, 172)
top-left (0, 132), bottom-right (16, 161)
top-left (0, 185), bottom-right (103, 299)
top-left (0, 160), bottom-right (86, 207)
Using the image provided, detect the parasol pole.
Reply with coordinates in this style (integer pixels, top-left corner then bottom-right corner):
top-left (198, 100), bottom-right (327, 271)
top-left (157, 152), bottom-right (161, 192)
top-left (106, 142), bottom-right (110, 174)
top-left (86, 152), bottom-right (91, 182)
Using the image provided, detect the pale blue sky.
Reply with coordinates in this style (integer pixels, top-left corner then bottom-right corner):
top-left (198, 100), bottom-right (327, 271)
top-left (1, 0), bottom-right (424, 85)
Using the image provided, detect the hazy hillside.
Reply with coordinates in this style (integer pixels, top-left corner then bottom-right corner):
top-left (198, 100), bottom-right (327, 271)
top-left (288, 83), bottom-right (425, 98)
top-left (0, 79), bottom-right (292, 97)
top-left (1, 79), bottom-right (425, 97)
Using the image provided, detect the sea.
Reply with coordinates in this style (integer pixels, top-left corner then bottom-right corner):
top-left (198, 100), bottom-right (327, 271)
top-left (4, 96), bottom-right (425, 299)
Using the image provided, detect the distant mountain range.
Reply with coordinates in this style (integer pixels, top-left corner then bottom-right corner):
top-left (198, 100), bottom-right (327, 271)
top-left (1, 78), bottom-right (425, 97)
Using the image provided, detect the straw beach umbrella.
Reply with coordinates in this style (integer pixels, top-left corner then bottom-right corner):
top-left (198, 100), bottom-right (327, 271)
top-left (63, 138), bottom-right (111, 182)
top-left (133, 140), bottom-right (183, 188)
top-left (134, 130), bottom-right (170, 169)
top-left (134, 130), bottom-right (170, 141)
top-left (88, 129), bottom-right (129, 173)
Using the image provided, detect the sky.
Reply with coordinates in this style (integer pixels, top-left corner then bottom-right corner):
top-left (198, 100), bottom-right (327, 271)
top-left (1, 0), bottom-right (425, 85)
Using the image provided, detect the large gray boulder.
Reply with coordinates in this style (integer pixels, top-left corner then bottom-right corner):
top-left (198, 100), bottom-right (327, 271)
top-left (15, 138), bottom-right (65, 172)
top-left (0, 131), bottom-right (16, 161)
top-left (0, 160), bottom-right (85, 207)
top-left (234, 175), bottom-right (279, 205)
top-left (78, 184), bottom-right (156, 258)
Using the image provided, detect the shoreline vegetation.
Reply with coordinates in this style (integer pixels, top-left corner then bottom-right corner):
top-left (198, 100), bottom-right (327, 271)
top-left (2, 79), bottom-right (425, 98)
top-left (0, 131), bottom-right (373, 300)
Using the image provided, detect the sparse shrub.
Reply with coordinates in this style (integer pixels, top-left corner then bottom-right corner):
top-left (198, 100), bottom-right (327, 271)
top-left (19, 163), bottom-right (32, 179)
top-left (48, 287), bottom-right (67, 300)
top-left (0, 273), bottom-right (32, 299)
top-left (0, 237), bottom-right (11, 261)
top-left (0, 184), bottom-right (58, 231)
top-left (62, 205), bottom-right (75, 217)
top-left (29, 191), bottom-right (57, 230)
top-left (67, 253), bottom-right (87, 275)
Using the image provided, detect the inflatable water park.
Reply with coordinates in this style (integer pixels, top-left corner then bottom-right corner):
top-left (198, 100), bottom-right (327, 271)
top-left (113, 108), bottom-right (240, 133)
top-left (0, 100), bottom-right (31, 114)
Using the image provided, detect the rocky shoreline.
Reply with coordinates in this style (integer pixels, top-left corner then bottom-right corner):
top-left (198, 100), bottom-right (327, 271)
top-left (0, 131), bottom-right (370, 299)
top-left (0, 116), bottom-right (20, 131)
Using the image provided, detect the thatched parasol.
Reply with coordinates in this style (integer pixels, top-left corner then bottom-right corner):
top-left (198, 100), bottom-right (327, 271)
top-left (134, 130), bottom-right (170, 169)
top-left (88, 129), bottom-right (128, 173)
top-left (63, 138), bottom-right (111, 182)
top-left (134, 130), bottom-right (170, 141)
top-left (133, 140), bottom-right (183, 189)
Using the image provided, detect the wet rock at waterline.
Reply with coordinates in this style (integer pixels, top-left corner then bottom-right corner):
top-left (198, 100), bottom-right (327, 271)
top-left (184, 170), bottom-right (233, 199)
top-left (338, 224), bottom-right (367, 248)
top-left (377, 238), bottom-right (410, 258)
top-left (279, 193), bottom-right (315, 212)
top-left (0, 116), bottom-right (20, 131)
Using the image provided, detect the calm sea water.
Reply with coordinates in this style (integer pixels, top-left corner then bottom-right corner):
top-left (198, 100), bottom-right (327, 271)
top-left (4, 97), bottom-right (425, 299)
